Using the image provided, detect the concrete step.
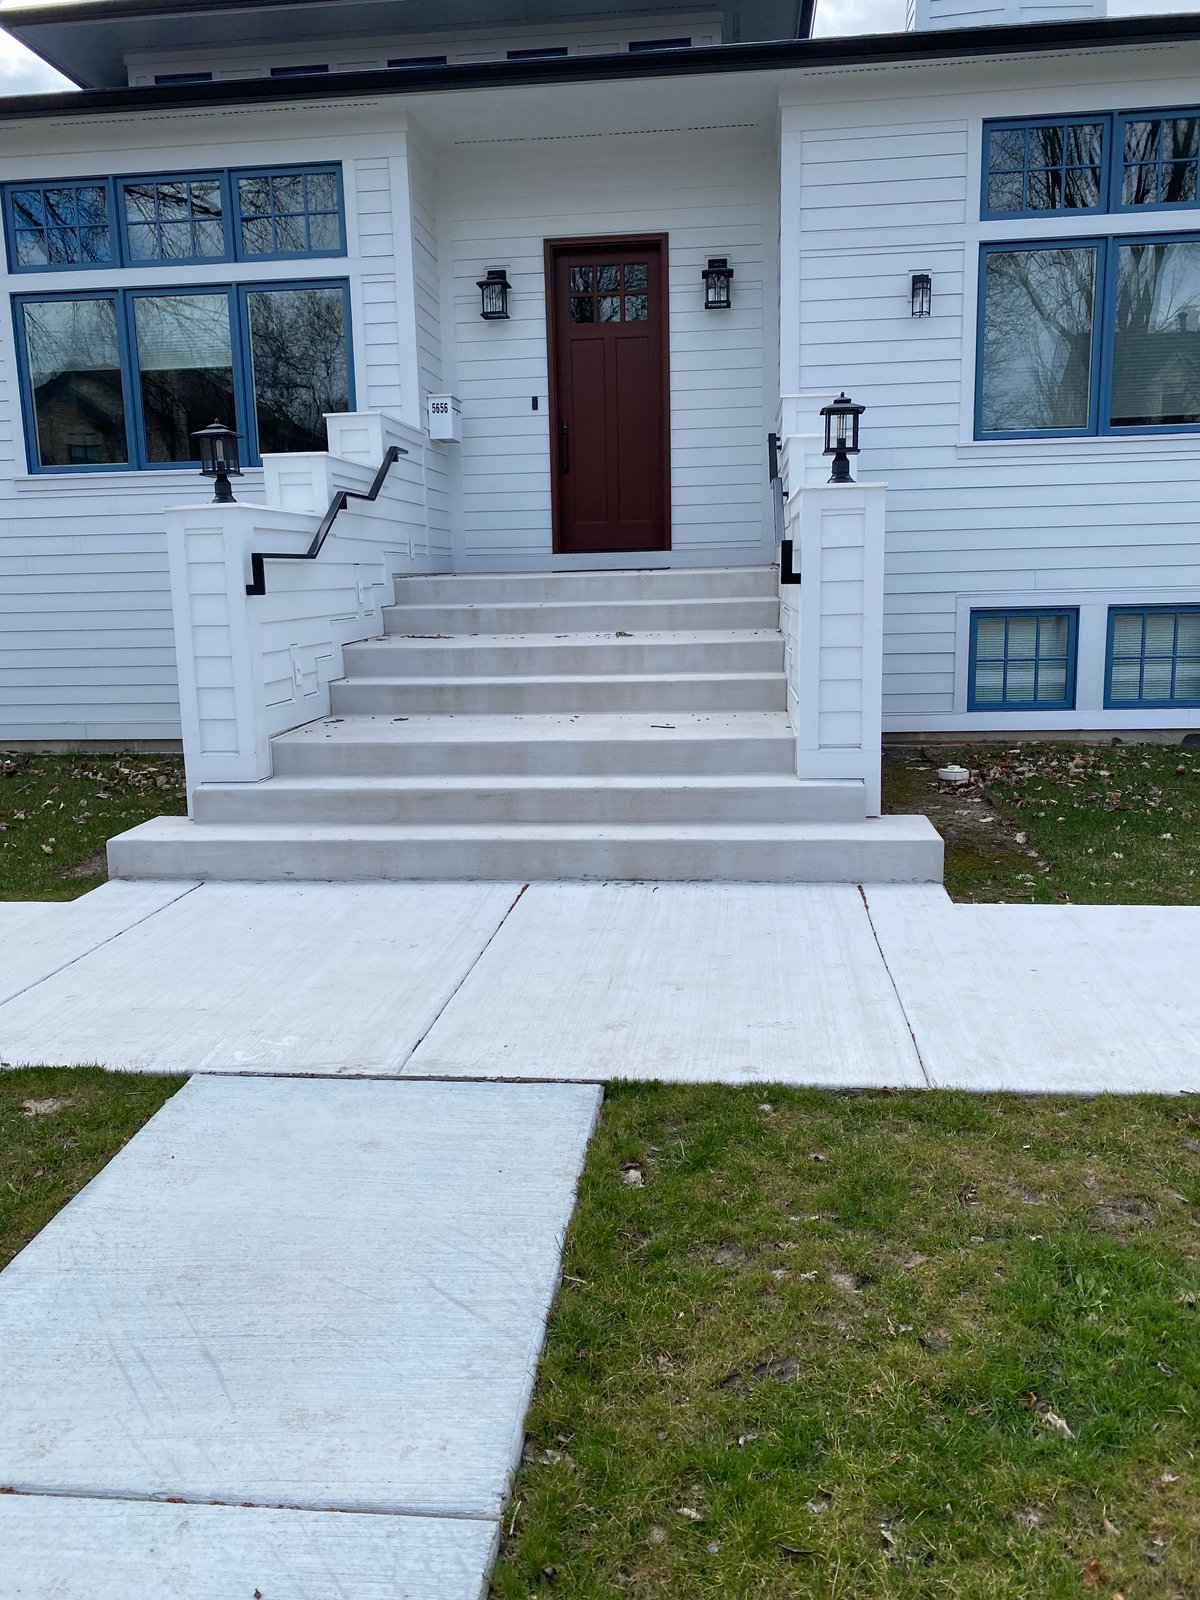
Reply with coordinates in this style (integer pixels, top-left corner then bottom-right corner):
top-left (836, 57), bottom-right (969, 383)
top-left (343, 629), bottom-right (784, 679)
top-left (192, 774), bottom-right (867, 827)
top-left (394, 565), bottom-right (777, 605)
top-left (383, 596), bottom-right (779, 636)
top-left (330, 671), bottom-right (787, 717)
top-left (108, 815), bottom-right (944, 885)
top-left (270, 713), bottom-right (799, 778)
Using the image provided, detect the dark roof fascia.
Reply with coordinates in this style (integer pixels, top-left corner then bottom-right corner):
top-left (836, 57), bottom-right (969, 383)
top-left (1, 14), bottom-right (1199, 122)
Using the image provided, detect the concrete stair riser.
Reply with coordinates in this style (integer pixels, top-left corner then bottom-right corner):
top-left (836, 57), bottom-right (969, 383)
top-left (192, 777), bottom-right (868, 827)
top-left (342, 632), bottom-right (785, 678)
top-left (394, 567), bottom-right (779, 604)
top-left (269, 727), bottom-right (799, 779)
top-left (109, 819), bottom-right (945, 884)
top-left (384, 598), bottom-right (779, 635)
top-left (329, 673), bottom-right (787, 717)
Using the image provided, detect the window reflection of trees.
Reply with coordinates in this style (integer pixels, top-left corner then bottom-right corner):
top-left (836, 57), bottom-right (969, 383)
top-left (23, 298), bottom-right (128, 465)
top-left (983, 248), bottom-right (1096, 432)
top-left (134, 294), bottom-right (234, 461)
top-left (247, 288), bottom-right (348, 453)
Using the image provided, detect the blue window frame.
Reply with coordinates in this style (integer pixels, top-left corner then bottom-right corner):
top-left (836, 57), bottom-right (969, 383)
top-left (1105, 606), bottom-right (1200, 707)
top-left (1116, 109), bottom-right (1200, 211)
top-left (976, 232), bottom-right (1200, 439)
top-left (387, 55), bottom-right (447, 68)
top-left (984, 107), bottom-right (1200, 218)
top-left (968, 609), bottom-right (1079, 711)
top-left (120, 173), bottom-right (230, 265)
top-left (629, 37), bottom-right (692, 51)
top-left (233, 166), bottom-right (344, 259)
top-left (3, 163), bottom-right (345, 272)
top-left (982, 116), bottom-right (1108, 219)
top-left (11, 280), bottom-right (354, 473)
top-left (3, 180), bottom-right (115, 271)
top-left (270, 64), bottom-right (329, 77)
top-left (154, 72), bottom-right (213, 85)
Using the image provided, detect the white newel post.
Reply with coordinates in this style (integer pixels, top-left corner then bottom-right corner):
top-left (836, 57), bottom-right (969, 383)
top-left (777, 398), bottom-right (886, 818)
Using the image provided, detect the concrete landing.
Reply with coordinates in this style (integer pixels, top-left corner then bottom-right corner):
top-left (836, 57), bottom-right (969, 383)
top-left (408, 881), bottom-right (926, 1086)
top-left (0, 1495), bottom-right (497, 1600)
top-left (0, 1075), bottom-right (598, 1527)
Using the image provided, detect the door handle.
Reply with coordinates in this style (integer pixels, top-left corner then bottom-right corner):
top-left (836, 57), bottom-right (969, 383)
top-left (559, 421), bottom-right (570, 474)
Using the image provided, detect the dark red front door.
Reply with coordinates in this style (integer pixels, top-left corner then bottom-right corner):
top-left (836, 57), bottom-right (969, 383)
top-left (547, 237), bottom-right (669, 553)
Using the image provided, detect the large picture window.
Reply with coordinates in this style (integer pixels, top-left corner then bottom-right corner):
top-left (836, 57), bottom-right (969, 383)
top-left (977, 235), bottom-right (1200, 437)
top-left (14, 282), bottom-right (353, 472)
top-left (3, 163), bottom-right (344, 273)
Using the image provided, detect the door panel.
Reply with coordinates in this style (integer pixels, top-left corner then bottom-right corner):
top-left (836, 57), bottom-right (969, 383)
top-left (547, 238), bottom-right (669, 553)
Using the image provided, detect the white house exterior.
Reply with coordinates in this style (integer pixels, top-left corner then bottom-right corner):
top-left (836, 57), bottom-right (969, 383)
top-left (0, 0), bottom-right (1197, 878)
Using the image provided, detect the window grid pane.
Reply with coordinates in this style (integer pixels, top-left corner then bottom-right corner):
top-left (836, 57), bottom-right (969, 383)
top-left (237, 168), bottom-right (343, 257)
top-left (1107, 607), bottom-right (1200, 705)
top-left (1121, 112), bottom-right (1200, 208)
top-left (985, 119), bottom-right (1106, 216)
top-left (8, 182), bottom-right (113, 270)
top-left (970, 610), bottom-right (1076, 710)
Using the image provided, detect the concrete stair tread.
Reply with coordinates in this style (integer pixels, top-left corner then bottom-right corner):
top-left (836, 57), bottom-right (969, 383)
top-left (121, 816), bottom-right (937, 843)
top-left (363, 628), bottom-right (782, 646)
top-left (337, 671), bottom-right (784, 687)
top-left (276, 711), bottom-right (796, 745)
top-left (198, 774), bottom-right (859, 793)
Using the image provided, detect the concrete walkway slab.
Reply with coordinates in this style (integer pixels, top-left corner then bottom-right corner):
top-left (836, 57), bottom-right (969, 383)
top-left (0, 1494), bottom-right (496, 1600)
top-left (866, 887), bottom-right (1200, 1093)
top-left (0, 1075), bottom-right (598, 1516)
top-left (0, 881), bottom-right (519, 1074)
top-left (0, 880), bottom-right (197, 1007)
top-left (409, 882), bottom-right (926, 1086)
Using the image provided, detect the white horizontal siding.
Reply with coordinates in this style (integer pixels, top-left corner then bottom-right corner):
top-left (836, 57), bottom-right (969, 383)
top-left (786, 50), bottom-right (1200, 730)
top-left (442, 126), bottom-right (775, 566)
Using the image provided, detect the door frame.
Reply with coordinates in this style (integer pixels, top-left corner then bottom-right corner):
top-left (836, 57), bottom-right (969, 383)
top-left (544, 232), bottom-right (672, 555)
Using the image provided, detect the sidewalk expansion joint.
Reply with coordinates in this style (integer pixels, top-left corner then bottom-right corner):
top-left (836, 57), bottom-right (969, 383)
top-left (858, 884), bottom-right (931, 1088)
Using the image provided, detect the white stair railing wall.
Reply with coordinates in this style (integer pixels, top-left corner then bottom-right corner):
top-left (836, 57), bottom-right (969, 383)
top-left (166, 410), bottom-right (452, 800)
top-left (777, 395), bottom-right (886, 817)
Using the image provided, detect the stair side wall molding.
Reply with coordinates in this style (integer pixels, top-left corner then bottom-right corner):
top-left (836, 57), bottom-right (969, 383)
top-left (166, 411), bottom-right (452, 800)
top-left (778, 407), bottom-right (885, 817)
top-left (908, 0), bottom-right (1106, 28)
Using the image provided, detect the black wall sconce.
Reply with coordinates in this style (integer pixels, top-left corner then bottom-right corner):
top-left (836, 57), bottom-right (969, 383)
top-left (911, 271), bottom-right (932, 318)
top-left (702, 256), bottom-right (734, 310)
top-left (191, 420), bottom-right (242, 503)
top-left (820, 392), bottom-right (866, 485)
top-left (477, 267), bottom-right (512, 320)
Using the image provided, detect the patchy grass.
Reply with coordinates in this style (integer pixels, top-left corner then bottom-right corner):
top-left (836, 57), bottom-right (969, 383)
top-left (0, 1066), bottom-right (185, 1271)
top-left (0, 751), bottom-right (186, 900)
top-left (493, 1085), bottom-right (1200, 1600)
top-left (884, 743), bottom-right (1200, 904)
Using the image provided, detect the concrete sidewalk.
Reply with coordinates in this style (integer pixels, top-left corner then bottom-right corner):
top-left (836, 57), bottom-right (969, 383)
top-left (1, 878), bottom-right (1198, 1091)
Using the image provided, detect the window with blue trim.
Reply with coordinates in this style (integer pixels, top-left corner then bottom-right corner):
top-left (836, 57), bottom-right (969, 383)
top-left (2, 164), bottom-right (344, 272)
top-left (5, 182), bottom-right (114, 270)
top-left (387, 55), bottom-right (447, 68)
top-left (1106, 606), bottom-right (1200, 707)
top-left (968, 609), bottom-right (1078, 711)
top-left (121, 175), bottom-right (228, 263)
top-left (1120, 113), bottom-right (1199, 209)
top-left (235, 169), bottom-right (343, 257)
top-left (13, 282), bottom-right (352, 472)
top-left (984, 117), bottom-right (1106, 217)
top-left (977, 234), bottom-right (1200, 437)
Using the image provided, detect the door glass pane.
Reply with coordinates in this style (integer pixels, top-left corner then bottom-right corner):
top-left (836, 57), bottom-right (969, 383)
top-left (981, 246), bottom-right (1097, 432)
top-left (624, 295), bottom-right (648, 321)
top-left (133, 293), bottom-right (234, 463)
top-left (21, 297), bottom-right (128, 467)
top-left (597, 266), bottom-right (620, 292)
top-left (598, 295), bottom-right (621, 322)
top-left (1111, 240), bottom-right (1200, 427)
top-left (570, 297), bottom-right (594, 323)
top-left (246, 286), bottom-right (349, 454)
top-left (569, 267), bottom-right (592, 292)
top-left (624, 263), bottom-right (648, 290)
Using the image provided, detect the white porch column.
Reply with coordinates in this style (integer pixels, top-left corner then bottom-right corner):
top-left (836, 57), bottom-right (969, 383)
top-left (778, 405), bottom-right (886, 817)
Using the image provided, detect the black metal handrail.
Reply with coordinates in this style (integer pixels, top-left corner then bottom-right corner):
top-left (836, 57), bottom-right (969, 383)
top-left (245, 444), bottom-right (408, 597)
top-left (767, 430), bottom-right (800, 586)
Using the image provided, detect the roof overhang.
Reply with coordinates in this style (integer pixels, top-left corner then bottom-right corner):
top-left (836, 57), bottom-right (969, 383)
top-left (0, 0), bottom-right (816, 90)
top-left (1, 12), bottom-right (1199, 123)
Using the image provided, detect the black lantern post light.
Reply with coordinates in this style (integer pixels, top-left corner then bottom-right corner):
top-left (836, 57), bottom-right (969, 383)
top-left (477, 267), bottom-right (512, 320)
top-left (820, 393), bottom-right (866, 484)
top-left (911, 271), bottom-right (932, 318)
top-left (191, 421), bottom-right (243, 504)
top-left (702, 256), bottom-right (734, 310)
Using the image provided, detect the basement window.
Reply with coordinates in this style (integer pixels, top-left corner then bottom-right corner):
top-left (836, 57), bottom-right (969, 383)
top-left (1106, 606), bottom-right (1200, 707)
top-left (968, 609), bottom-right (1078, 712)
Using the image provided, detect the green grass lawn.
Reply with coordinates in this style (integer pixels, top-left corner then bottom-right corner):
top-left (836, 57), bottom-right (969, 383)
top-left (0, 1067), bottom-right (186, 1271)
top-left (0, 751), bottom-right (186, 900)
top-left (494, 1085), bottom-right (1200, 1599)
top-left (884, 742), bottom-right (1200, 905)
